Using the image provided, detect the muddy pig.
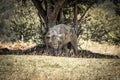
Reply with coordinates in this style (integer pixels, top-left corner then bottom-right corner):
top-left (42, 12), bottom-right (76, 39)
top-left (45, 24), bottom-right (78, 56)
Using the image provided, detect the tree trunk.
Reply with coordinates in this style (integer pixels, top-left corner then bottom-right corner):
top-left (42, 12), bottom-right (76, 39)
top-left (46, 0), bottom-right (65, 28)
top-left (57, 8), bottom-right (64, 24)
top-left (31, 0), bottom-right (65, 31)
top-left (73, 1), bottom-right (78, 34)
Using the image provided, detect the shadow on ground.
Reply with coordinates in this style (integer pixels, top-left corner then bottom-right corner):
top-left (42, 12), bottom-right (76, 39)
top-left (0, 44), bottom-right (119, 59)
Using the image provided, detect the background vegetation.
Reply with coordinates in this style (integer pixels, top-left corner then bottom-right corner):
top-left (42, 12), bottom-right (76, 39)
top-left (0, 0), bottom-right (120, 46)
top-left (0, 0), bottom-right (41, 43)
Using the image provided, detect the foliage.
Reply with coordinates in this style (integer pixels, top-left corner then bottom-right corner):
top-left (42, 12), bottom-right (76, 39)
top-left (80, 1), bottom-right (120, 45)
top-left (60, 1), bottom-right (120, 45)
top-left (0, 0), bottom-right (43, 44)
top-left (0, 0), bottom-right (120, 46)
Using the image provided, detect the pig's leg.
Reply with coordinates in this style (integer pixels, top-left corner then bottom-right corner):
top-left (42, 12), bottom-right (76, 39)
top-left (71, 40), bottom-right (78, 56)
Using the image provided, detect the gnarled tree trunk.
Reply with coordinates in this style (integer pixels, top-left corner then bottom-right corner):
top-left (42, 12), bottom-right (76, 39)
top-left (46, 0), bottom-right (65, 28)
top-left (32, 0), bottom-right (65, 30)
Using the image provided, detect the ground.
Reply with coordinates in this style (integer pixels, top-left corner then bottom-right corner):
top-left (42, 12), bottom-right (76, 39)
top-left (0, 42), bottom-right (119, 58)
top-left (0, 42), bottom-right (120, 80)
top-left (0, 55), bottom-right (120, 80)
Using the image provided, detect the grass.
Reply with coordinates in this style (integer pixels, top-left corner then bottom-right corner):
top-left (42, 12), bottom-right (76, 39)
top-left (0, 55), bottom-right (120, 80)
top-left (79, 39), bottom-right (120, 56)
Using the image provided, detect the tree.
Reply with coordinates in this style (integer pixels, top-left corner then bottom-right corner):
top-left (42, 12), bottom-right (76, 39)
top-left (31, 0), bottom-right (65, 30)
top-left (22, 0), bottom-right (97, 34)
top-left (0, 0), bottom-right (120, 45)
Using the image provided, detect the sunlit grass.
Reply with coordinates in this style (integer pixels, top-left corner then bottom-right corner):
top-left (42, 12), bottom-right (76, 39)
top-left (0, 55), bottom-right (120, 80)
top-left (79, 39), bottom-right (120, 56)
top-left (0, 41), bottom-right (36, 50)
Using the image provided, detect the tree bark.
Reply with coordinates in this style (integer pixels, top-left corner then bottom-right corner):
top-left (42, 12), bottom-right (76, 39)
top-left (46, 0), bottom-right (65, 28)
top-left (73, 1), bottom-right (78, 34)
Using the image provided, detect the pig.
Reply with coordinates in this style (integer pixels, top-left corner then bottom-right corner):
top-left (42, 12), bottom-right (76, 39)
top-left (45, 24), bottom-right (78, 56)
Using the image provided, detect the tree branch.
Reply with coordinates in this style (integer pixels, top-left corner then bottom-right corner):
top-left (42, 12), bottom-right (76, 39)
top-left (31, 0), bottom-right (47, 22)
top-left (77, 3), bottom-right (94, 37)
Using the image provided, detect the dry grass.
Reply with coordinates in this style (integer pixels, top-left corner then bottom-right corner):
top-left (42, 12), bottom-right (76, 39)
top-left (0, 55), bottom-right (120, 80)
top-left (1, 39), bottom-right (120, 56)
top-left (0, 41), bottom-right (120, 79)
top-left (0, 42), bottom-right (36, 50)
top-left (79, 39), bottom-right (120, 56)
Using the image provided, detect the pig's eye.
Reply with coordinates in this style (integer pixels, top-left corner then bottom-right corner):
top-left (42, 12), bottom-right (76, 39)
top-left (46, 36), bottom-right (50, 39)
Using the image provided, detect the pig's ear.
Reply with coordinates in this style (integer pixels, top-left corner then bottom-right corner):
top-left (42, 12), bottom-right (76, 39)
top-left (60, 26), bottom-right (64, 32)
